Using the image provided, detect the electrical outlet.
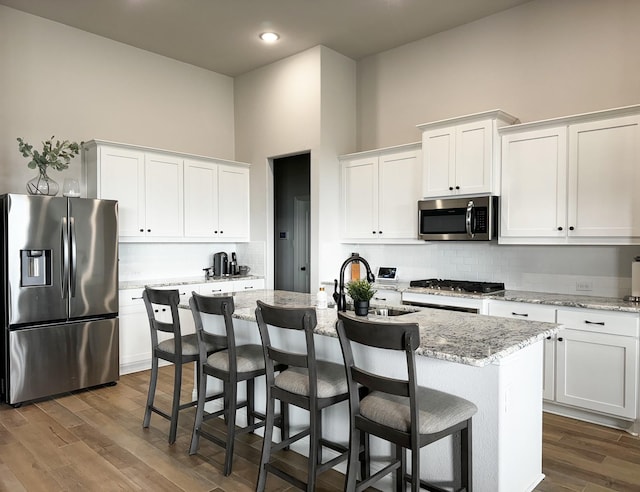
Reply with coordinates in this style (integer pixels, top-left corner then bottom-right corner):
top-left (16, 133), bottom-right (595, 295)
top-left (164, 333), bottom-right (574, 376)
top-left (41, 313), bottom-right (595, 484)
top-left (576, 280), bottom-right (593, 292)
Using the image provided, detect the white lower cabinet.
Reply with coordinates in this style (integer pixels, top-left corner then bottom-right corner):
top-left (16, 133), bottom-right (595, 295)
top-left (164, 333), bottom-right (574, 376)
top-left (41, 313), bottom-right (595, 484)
top-left (487, 301), bottom-right (557, 400)
top-left (555, 308), bottom-right (639, 419)
top-left (119, 288), bottom-right (150, 375)
top-left (488, 300), bottom-right (640, 421)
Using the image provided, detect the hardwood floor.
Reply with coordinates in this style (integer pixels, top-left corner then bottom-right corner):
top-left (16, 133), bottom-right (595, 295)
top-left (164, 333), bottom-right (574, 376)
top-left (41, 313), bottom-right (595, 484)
top-left (1, 365), bottom-right (639, 491)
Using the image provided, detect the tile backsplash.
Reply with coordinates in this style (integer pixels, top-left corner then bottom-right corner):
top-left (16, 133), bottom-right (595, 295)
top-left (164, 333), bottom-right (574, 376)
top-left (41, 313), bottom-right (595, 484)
top-left (335, 242), bottom-right (640, 298)
top-left (119, 241), bottom-right (266, 281)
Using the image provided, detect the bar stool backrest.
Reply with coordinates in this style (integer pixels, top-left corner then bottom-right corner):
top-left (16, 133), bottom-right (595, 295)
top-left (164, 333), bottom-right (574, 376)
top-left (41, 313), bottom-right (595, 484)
top-left (189, 292), bottom-right (232, 363)
top-left (143, 287), bottom-right (182, 353)
top-left (336, 312), bottom-right (421, 444)
top-left (255, 300), bottom-right (319, 395)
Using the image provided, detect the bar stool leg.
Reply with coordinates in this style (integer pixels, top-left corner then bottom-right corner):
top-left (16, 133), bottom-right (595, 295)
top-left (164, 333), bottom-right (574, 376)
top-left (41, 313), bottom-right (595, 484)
top-left (223, 377), bottom-right (238, 476)
top-left (143, 354), bottom-right (159, 429)
top-left (256, 391), bottom-right (276, 492)
top-left (246, 379), bottom-right (255, 429)
top-left (189, 364), bottom-right (208, 455)
top-left (307, 407), bottom-right (320, 491)
top-left (411, 446), bottom-right (420, 492)
top-left (168, 361), bottom-right (182, 444)
top-left (281, 401), bottom-right (290, 450)
top-left (396, 445), bottom-right (405, 492)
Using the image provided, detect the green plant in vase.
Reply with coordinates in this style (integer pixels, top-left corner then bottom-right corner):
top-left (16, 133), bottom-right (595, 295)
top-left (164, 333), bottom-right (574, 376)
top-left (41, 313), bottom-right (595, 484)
top-left (346, 278), bottom-right (377, 316)
top-left (18, 136), bottom-right (83, 196)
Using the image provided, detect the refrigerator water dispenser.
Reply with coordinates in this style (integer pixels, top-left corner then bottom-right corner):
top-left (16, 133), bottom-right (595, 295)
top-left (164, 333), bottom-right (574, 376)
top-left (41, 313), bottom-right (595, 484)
top-left (21, 249), bottom-right (51, 286)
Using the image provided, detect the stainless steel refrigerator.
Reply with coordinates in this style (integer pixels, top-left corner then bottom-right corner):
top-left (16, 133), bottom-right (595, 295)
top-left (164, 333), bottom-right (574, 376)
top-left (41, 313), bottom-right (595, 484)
top-left (1, 194), bottom-right (119, 405)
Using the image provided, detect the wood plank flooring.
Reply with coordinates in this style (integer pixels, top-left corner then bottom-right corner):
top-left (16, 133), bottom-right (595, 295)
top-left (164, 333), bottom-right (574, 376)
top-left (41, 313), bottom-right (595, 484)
top-left (1, 365), bottom-right (639, 491)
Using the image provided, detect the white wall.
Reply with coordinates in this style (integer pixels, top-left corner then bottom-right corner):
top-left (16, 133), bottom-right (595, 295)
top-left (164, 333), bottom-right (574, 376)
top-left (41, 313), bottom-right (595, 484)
top-left (234, 46), bottom-right (356, 290)
top-left (0, 5), bottom-right (235, 195)
top-left (345, 0), bottom-right (640, 297)
top-left (357, 0), bottom-right (640, 150)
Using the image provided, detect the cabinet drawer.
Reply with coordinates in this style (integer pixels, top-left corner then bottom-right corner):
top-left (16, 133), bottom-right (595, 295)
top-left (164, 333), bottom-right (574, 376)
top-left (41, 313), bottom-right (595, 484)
top-left (372, 289), bottom-right (402, 305)
top-left (488, 300), bottom-right (556, 322)
top-left (119, 288), bottom-right (145, 308)
top-left (557, 308), bottom-right (639, 337)
top-left (201, 281), bottom-right (235, 295)
top-left (233, 278), bottom-right (265, 292)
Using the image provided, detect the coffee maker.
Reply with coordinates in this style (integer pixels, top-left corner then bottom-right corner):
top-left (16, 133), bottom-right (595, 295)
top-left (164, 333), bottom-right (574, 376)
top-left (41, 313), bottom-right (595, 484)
top-left (213, 252), bottom-right (229, 277)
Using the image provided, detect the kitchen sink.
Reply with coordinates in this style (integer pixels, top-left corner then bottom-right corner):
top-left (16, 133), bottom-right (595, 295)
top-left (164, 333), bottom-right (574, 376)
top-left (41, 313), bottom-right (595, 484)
top-left (329, 303), bottom-right (419, 317)
top-left (368, 307), bottom-right (414, 317)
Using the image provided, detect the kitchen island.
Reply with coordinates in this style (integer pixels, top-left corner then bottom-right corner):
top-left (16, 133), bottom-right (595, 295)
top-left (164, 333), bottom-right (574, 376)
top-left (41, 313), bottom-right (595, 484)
top-left (194, 289), bottom-right (558, 492)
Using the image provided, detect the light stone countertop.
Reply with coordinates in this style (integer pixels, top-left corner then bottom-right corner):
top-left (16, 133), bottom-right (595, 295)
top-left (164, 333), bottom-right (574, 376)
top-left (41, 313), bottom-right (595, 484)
top-left (119, 275), bottom-right (263, 291)
top-left (325, 280), bottom-right (640, 313)
top-left (195, 289), bottom-right (559, 368)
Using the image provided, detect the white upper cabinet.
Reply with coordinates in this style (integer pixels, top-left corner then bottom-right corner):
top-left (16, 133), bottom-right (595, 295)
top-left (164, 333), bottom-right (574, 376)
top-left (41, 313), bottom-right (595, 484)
top-left (218, 164), bottom-right (250, 240)
top-left (418, 110), bottom-right (518, 198)
top-left (568, 115), bottom-right (640, 238)
top-left (500, 126), bottom-right (568, 240)
top-left (144, 152), bottom-right (184, 237)
top-left (184, 160), bottom-right (249, 241)
top-left (91, 145), bottom-right (146, 237)
top-left (341, 144), bottom-right (421, 241)
top-left (84, 140), bottom-right (249, 242)
top-left (500, 105), bottom-right (640, 244)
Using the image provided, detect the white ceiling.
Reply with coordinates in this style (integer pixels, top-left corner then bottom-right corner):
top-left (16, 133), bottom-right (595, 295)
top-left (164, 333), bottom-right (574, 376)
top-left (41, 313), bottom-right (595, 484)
top-left (0, 0), bottom-right (532, 76)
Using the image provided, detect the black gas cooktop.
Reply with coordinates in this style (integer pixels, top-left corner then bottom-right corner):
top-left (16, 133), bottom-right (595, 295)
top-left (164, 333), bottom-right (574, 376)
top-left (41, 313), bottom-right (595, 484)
top-left (409, 278), bottom-right (505, 294)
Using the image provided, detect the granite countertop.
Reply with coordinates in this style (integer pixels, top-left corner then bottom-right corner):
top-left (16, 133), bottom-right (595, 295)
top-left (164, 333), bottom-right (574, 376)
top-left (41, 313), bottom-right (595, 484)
top-left (203, 289), bottom-right (558, 368)
top-left (120, 275), bottom-right (263, 291)
top-left (403, 287), bottom-right (640, 313)
top-left (325, 280), bottom-right (640, 312)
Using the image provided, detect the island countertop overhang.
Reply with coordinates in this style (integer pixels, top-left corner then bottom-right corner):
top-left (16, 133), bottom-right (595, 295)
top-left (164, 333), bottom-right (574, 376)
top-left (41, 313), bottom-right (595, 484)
top-left (194, 289), bottom-right (559, 368)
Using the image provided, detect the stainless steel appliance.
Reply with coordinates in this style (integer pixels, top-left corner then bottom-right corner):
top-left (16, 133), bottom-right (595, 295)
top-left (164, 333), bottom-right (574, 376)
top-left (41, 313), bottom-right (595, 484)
top-left (1, 194), bottom-right (119, 405)
top-left (408, 278), bottom-right (505, 293)
top-left (418, 195), bottom-right (498, 241)
top-left (213, 251), bottom-right (228, 277)
top-left (403, 278), bottom-right (505, 313)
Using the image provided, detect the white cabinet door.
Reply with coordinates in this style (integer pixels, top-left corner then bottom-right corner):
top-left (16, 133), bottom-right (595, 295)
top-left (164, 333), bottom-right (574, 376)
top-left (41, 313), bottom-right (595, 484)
top-left (342, 156), bottom-right (379, 239)
top-left (500, 127), bottom-right (568, 241)
top-left (455, 119), bottom-right (492, 196)
top-left (568, 115), bottom-right (640, 238)
top-left (422, 127), bottom-right (455, 197)
top-left (555, 308), bottom-right (639, 419)
top-left (118, 288), bottom-right (150, 374)
top-left (98, 146), bottom-right (146, 237)
top-left (487, 300), bottom-right (557, 400)
top-left (144, 153), bottom-right (184, 237)
top-left (378, 150), bottom-right (421, 239)
top-left (184, 159), bottom-right (219, 238)
top-left (218, 165), bottom-right (250, 240)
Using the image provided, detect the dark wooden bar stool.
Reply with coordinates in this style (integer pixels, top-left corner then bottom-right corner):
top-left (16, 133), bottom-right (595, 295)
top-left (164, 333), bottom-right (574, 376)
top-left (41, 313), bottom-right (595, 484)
top-left (188, 292), bottom-right (275, 476)
top-left (142, 287), bottom-right (220, 444)
top-left (255, 300), bottom-right (350, 492)
top-left (336, 311), bottom-right (478, 492)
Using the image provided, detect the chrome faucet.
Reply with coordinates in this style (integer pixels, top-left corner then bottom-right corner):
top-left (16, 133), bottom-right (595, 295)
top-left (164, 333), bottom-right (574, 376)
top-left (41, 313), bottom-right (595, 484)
top-left (333, 253), bottom-right (375, 312)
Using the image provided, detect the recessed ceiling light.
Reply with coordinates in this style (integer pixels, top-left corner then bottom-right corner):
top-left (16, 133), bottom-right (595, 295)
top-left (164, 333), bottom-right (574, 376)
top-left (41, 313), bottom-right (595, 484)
top-left (259, 32), bottom-right (280, 43)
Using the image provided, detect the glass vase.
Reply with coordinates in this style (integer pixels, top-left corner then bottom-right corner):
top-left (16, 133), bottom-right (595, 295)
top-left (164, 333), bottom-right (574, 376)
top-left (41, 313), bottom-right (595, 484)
top-left (26, 169), bottom-right (59, 196)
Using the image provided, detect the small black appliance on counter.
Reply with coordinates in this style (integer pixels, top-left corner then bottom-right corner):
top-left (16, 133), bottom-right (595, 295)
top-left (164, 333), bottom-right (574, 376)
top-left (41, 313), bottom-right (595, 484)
top-left (213, 251), bottom-right (229, 276)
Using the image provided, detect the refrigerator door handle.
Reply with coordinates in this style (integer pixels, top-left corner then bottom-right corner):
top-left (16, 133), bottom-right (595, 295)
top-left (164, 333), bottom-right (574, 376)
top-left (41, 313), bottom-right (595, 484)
top-left (69, 216), bottom-right (77, 297)
top-left (61, 217), bottom-right (69, 299)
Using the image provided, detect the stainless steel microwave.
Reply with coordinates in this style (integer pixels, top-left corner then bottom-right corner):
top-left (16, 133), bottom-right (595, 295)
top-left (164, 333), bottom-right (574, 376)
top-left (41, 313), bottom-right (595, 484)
top-left (418, 195), bottom-right (498, 241)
